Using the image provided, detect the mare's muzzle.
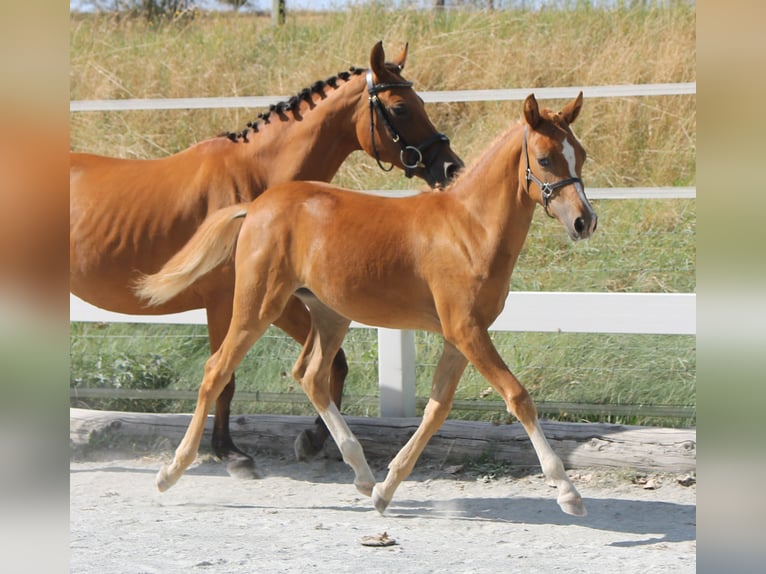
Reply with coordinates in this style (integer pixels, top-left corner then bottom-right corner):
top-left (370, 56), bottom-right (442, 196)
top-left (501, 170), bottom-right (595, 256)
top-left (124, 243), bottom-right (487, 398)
top-left (366, 70), bottom-right (462, 188)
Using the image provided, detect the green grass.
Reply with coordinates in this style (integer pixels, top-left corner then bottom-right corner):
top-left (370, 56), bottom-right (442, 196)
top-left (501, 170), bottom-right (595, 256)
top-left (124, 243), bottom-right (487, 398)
top-left (69, 3), bottom-right (696, 427)
top-left (70, 322), bottom-right (695, 427)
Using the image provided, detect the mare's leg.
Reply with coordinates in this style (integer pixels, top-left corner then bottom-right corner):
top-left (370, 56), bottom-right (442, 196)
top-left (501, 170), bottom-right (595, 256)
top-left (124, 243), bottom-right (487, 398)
top-left (372, 341), bottom-right (468, 513)
top-left (292, 292), bottom-right (375, 495)
top-left (452, 326), bottom-right (585, 516)
top-left (272, 295), bottom-right (349, 460)
top-left (207, 300), bottom-right (258, 479)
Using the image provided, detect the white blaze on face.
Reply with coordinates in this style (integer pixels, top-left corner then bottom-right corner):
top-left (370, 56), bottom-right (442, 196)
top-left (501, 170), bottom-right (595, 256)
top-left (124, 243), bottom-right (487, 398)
top-left (561, 137), bottom-right (592, 208)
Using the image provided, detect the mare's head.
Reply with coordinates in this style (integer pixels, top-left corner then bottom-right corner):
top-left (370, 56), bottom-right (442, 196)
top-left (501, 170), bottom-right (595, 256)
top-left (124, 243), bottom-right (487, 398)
top-left (360, 41), bottom-right (463, 188)
top-left (521, 92), bottom-right (597, 240)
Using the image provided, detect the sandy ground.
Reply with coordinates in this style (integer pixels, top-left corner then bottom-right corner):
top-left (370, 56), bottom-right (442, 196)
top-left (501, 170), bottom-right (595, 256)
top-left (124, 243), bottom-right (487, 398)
top-left (70, 450), bottom-right (696, 573)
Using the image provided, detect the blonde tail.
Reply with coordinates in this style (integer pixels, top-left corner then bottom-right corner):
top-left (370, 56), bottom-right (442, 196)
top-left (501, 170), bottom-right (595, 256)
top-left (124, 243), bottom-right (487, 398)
top-left (135, 204), bottom-right (248, 306)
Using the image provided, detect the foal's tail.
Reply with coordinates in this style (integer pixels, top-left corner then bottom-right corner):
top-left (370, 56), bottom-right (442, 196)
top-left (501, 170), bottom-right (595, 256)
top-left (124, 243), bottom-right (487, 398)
top-left (135, 204), bottom-right (248, 306)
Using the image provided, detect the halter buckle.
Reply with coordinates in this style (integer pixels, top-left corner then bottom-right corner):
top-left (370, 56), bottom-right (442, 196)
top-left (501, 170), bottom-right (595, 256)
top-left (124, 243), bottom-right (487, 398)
top-left (401, 145), bottom-right (423, 169)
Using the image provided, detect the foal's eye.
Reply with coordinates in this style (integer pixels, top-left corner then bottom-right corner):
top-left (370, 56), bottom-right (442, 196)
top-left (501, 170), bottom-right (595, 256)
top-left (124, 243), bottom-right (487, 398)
top-left (537, 156), bottom-right (551, 168)
top-left (390, 104), bottom-right (408, 117)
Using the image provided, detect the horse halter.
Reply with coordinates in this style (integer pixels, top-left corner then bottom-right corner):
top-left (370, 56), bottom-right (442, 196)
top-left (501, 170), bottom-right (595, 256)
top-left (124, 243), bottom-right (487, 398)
top-left (522, 125), bottom-right (583, 218)
top-left (366, 69), bottom-right (450, 178)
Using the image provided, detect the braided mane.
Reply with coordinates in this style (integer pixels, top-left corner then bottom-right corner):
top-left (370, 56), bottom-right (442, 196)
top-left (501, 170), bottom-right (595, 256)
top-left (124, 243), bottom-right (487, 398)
top-left (220, 66), bottom-right (367, 143)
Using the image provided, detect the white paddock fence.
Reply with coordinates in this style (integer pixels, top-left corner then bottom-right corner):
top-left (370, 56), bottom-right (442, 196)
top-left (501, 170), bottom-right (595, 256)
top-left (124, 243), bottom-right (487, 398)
top-left (69, 186), bottom-right (696, 417)
top-left (70, 82), bottom-right (696, 417)
top-left (69, 82), bottom-right (696, 112)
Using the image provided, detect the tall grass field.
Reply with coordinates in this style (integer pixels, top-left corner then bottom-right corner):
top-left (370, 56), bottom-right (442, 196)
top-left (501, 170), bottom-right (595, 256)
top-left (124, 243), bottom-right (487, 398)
top-left (69, 2), bottom-right (696, 427)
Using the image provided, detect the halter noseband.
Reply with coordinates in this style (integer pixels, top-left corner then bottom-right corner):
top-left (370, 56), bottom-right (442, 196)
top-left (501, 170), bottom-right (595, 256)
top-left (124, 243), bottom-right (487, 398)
top-left (522, 125), bottom-right (583, 218)
top-left (366, 69), bottom-right (450, 178)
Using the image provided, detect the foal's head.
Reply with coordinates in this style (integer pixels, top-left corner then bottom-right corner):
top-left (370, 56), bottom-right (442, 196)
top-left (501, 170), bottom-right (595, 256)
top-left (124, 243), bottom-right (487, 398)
top-left (359, 41), bottom-right (463, 188)
top-left (521, 92), bottom-right (598, 240)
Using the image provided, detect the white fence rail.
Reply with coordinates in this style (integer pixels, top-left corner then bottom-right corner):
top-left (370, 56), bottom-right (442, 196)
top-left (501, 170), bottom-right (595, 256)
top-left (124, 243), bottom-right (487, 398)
top-left (70, 290), bottom-right (696, 416)
top-left (70, 82), bottom-right (695, 112)
top-left (70, 82), bottom-right (696, 416)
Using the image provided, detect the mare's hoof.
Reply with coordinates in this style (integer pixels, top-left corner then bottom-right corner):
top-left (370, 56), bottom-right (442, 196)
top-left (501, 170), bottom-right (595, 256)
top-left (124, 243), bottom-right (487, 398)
top-left (558, 493), bottom-right (587, 517)
top-left (226, 456), bottom-right (259, 480)
top-left (156, 465), bottom-right (178, 492)
top-left (294, 430), bottom-right (323, 462)
top-left (371, 485), bottom-right (390, 514)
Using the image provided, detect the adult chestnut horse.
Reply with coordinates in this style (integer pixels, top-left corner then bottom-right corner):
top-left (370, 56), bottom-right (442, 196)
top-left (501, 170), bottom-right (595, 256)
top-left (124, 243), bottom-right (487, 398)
top-left (137, 92), bottom-right (596, 516)
top-left (70, 42), bottom-right (462, 478)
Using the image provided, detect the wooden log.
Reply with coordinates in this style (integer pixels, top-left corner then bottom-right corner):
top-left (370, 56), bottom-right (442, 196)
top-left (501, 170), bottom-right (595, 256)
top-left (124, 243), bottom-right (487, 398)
top-left (70, 408), bottom-right (696, 473)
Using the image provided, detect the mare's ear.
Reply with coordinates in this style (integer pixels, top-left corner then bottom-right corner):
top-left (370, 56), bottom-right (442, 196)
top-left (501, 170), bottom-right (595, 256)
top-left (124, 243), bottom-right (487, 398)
top-left (391, 42), bottom-right (408, 71)
top-left (523, 94), bottom-right (541, 129)
top-left (370, 41), bottom-right (386, 80)
top-left (561, 91), bottom-right (583, 125)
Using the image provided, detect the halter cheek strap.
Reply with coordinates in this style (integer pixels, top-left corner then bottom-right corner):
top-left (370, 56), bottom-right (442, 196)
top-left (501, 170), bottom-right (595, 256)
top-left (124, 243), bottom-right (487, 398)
top-left (522, 125), bottom-right (583, 218)
top-left (366, 69), bottom-right (450, 178)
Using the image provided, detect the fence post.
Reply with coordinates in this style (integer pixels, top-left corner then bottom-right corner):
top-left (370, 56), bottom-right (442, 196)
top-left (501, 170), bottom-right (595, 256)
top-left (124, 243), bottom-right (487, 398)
top-left (377, 328), bottom-right (416, 417)
top-left (272, 0), bottom-right (285, 25)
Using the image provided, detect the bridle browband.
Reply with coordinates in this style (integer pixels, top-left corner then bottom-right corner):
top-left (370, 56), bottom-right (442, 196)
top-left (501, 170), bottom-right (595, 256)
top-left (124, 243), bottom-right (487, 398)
top-left (522, 125), bottom-right (583, 218)
top-left (366, 69), bottom-right (450, 178)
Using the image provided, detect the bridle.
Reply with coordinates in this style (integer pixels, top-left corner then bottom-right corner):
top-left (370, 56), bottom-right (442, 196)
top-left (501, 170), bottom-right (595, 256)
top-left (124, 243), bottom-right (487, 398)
top-left (522, 125), bottom-right (583, 218)
top-left (366, 69), bottom-right (450, 178)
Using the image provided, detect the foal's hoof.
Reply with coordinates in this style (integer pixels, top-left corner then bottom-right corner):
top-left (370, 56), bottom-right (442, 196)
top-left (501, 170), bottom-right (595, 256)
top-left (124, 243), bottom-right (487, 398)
top-left (156, 464), bottom-right (179, 493)
top-left (354, 478), bottom-right (375, 498)
top-left (226, 456), bottom-right (259, 480)
top-left (371, 485), bottom-right (390, 514)
top-left (558, 492), bottom-right (587, 517)
top-left (294, 430), bottom-right (323, 462)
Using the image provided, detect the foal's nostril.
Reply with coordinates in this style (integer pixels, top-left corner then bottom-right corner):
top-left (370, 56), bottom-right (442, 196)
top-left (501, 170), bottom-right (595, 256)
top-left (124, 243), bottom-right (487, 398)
top-left (592, 216), bottom-right (598, 233)
top-left (574, 217), bottom-right (585, 234)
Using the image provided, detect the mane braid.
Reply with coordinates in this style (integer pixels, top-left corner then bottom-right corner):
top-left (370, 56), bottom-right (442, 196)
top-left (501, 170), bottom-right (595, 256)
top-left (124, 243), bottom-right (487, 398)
top-left (221, 66), bottom-right (366, 143)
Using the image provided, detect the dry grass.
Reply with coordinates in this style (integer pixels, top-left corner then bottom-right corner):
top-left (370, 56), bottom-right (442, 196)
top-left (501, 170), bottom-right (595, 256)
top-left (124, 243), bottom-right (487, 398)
top-left (70, 4), bottom-right (695, 190)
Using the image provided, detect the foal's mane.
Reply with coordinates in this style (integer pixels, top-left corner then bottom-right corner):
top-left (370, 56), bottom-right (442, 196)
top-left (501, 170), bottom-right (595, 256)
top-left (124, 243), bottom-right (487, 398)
top-left (441, 103), bottom-right (573, 192)
top-left (440, 120), bottom-right (524, 192)
top-left (220, 63), bottom-right (403, 143)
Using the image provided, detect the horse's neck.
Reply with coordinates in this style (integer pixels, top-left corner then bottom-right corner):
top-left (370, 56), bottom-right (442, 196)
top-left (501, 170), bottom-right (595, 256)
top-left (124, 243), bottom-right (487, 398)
top-left (232, 79), bottom-right (364, 190)
top-left (448, 125), bottom-right (536, 278)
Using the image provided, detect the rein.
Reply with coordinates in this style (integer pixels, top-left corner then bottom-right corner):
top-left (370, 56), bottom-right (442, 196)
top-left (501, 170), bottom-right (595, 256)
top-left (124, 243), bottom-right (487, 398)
top-left (522, 125), bottom-right (583, 218)
top-left (366, 69), bottom-right (450, 178)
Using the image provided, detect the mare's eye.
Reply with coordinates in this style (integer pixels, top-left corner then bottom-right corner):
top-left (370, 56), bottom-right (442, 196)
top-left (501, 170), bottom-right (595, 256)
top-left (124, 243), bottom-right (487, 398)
top-left (390, 104), bottom-right (408, 118)
top-left (537, 157), bottom-right (551, 168)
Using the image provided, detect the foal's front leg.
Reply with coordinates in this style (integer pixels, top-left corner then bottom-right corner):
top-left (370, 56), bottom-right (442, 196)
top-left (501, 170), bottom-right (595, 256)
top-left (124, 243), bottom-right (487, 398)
top-left (456, 329), bottom-right (586, 516)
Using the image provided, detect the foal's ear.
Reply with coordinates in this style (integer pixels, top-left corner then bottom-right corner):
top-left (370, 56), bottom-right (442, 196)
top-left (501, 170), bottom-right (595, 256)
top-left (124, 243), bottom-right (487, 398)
top-left (370, 41), bottom-right (386, 79)
top-left (561, 91), bottom-right (584, 125)
top-left (391, 42), bottom-right (408, 71)
top-left (523, 94), bottom-right (541, 129)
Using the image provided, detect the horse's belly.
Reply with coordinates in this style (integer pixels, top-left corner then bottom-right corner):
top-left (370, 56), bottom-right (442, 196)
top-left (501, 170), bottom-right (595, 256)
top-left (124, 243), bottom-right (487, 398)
top-left (311, 283), bottom-right (440, 333)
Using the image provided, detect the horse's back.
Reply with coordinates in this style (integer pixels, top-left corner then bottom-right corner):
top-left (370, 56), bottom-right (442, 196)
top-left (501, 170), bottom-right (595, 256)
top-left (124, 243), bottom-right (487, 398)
top-left (69, 149), bottom-right (218, 312)
top-left (237, 180), bottom-right (444, 330)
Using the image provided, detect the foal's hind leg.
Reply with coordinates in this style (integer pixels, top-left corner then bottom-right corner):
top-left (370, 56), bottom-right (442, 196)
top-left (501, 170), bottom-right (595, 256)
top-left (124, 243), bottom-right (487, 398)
top-left (272, 295), bottom-right (349, 461)
top-left (373, 341), bottom-right (468, 513)
top-left (293, 291), bottom-right (375, 496)
top-left (206, 299), bottom-right (259, 479)
top-left (157, 280), bottom-right (294, 491)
